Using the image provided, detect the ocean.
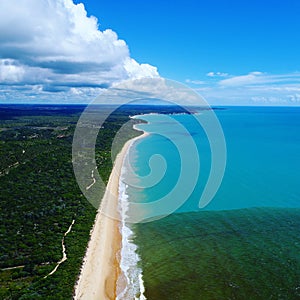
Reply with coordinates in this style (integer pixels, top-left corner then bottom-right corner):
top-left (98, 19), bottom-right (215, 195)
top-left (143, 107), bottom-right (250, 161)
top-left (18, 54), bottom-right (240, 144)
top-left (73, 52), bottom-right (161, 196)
top-left (119, 106), bottom-right (300, 299)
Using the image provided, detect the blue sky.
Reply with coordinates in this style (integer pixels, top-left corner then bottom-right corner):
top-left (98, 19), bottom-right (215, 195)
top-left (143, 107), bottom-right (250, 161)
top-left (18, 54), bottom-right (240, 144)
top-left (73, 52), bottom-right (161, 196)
top-left (79, 0), bottom-right (300, 80)
top-left (0, 0), bottom-right (300, 105)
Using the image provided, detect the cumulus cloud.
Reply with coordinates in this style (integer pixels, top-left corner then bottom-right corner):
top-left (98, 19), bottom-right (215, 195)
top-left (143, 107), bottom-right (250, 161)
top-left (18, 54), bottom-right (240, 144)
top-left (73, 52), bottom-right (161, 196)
top-left (123, 58), bottom-right (159, 80)
top-left (0, 59), bottom-right (25, 83)
top-left (0, 0), bottom-right (159, 101)
top-left (96, 77), bottom-right (206, 106)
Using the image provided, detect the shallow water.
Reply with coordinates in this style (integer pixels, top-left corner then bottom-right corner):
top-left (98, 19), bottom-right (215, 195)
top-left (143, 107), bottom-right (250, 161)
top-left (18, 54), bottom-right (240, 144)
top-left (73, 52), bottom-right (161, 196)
top-left (130, 107), bottom-right (300, 212)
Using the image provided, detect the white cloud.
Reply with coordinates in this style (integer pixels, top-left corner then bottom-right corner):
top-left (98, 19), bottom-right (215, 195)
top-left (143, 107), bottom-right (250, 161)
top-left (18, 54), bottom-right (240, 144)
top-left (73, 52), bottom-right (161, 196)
top-left (219, 71), bottom-right (264, 86)
top-left (289, 94), bottom-right (300, 103)
top-left (123, 58), bottom-right (159, 79)
top-left (206, 72), bottom-right (229, 77)
top-left (0, 59), bottom-right (25, 83)
top-left (219, 72), bottom-right (300, 87)
top-left (0, 0), bottom-right (159, 101)
top-left (191, 72), bottom-right (300, 106)
top-left (185, 79), bottom-right (206, 85)
top-left (99, 78), bottom-right (206, 106)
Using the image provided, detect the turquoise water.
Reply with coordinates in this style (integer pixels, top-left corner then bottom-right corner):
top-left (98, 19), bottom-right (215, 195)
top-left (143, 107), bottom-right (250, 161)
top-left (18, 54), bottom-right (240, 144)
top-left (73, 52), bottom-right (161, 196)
top-left (129, 107), bottom-right (300, 213)
top-left (124, 106), bottom-right (300, 299)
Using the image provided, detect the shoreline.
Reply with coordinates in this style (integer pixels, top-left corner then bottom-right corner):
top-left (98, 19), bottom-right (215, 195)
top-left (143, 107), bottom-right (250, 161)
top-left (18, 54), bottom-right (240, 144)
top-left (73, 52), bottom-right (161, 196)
top-left (74, 131), bottom-right (148, 300)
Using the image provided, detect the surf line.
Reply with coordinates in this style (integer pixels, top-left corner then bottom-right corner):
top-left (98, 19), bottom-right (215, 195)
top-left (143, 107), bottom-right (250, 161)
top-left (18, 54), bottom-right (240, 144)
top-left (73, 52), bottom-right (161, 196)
top-left (116, 133), bottom-right (147, 300)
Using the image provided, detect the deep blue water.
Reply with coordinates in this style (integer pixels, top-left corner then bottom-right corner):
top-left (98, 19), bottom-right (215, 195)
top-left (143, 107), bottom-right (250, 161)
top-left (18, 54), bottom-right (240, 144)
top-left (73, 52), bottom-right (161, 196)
top-left (128, 107), bottom-right (300, 215)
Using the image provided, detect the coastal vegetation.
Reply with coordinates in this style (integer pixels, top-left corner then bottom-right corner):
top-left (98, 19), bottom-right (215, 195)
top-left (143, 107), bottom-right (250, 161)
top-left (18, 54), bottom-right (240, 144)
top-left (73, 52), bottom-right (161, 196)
top-left (0, 104), bottom-right (136, 299)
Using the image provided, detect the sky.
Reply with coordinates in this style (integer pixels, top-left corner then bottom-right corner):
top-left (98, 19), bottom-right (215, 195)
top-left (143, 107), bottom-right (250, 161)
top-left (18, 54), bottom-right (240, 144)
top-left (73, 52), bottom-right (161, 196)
top-left (0, 0), bottom-right (300, 105)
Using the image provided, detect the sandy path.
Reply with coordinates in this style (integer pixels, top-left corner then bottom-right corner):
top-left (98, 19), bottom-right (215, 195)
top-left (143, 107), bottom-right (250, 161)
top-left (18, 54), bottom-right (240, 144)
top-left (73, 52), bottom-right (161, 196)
top-left (44, 219), bottom-right (75, 279)
top-left (74, 134), bottom-right (145, 300)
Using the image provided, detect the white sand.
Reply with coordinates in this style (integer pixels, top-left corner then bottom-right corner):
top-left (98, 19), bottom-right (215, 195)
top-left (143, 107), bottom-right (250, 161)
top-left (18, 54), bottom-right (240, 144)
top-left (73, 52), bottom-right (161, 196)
top-left (74, 134), bottom-right (146, 300)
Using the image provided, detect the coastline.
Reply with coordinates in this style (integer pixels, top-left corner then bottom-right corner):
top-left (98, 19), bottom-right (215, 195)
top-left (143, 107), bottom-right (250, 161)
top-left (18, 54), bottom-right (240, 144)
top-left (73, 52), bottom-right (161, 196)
top-left (74, 131), bottom-right (148, 300)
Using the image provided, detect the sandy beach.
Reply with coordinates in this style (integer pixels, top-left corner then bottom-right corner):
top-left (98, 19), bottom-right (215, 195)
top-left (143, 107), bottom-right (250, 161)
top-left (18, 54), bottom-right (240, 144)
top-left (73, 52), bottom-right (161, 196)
top-left (74, 133), bottom-right (146, 300)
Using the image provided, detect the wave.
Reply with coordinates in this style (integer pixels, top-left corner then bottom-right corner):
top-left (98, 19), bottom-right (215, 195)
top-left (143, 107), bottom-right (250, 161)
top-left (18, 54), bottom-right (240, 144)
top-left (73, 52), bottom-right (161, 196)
top-left (116, 162), bottom-right (146, 300)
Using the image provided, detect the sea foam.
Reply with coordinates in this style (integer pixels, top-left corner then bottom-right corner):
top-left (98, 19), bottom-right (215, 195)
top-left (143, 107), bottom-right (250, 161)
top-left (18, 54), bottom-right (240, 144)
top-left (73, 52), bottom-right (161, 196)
top-left (116, 162), bottom-right (146, 300)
